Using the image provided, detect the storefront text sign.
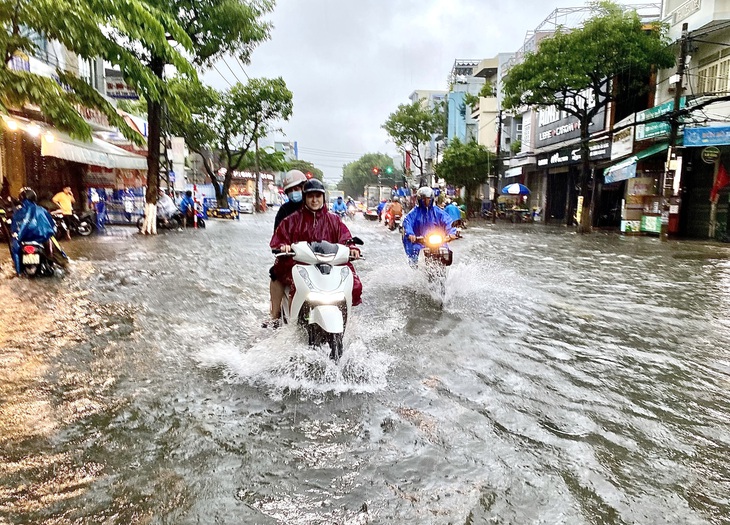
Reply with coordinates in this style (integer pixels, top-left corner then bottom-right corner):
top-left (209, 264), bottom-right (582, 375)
top-left (537, 138), bottom-right (611, 168)
top-left (636, 98), bottom-right (685, 140)
top-left (684, 126), bottom-right (730, 147)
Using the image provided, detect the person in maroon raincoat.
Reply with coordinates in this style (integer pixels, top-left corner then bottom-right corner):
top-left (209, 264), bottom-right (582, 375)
top-left (269, 179), bottom-right (362, 321)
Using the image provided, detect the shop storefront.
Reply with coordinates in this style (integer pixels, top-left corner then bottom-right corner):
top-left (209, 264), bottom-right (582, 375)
top-left (536, 138), bottom-right (611, 224)
top-left (603, 142), bottom-right (668, 235)
top-left (680, 125), bottom-right (730, 239)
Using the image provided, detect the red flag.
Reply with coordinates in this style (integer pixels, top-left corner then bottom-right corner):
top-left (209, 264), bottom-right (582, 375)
top-left (710, 163), bottom-right (730, 202)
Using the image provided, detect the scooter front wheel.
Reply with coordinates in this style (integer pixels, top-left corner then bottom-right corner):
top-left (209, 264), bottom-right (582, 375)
top-left (328, 333), bottom-right (344, 362)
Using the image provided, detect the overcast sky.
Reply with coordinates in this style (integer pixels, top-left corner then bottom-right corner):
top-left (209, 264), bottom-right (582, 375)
top-left (205, 0), bottom-right (615, 182)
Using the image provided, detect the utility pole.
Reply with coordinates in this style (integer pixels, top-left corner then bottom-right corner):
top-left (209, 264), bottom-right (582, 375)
top-left (492, 109), bottom-right (503, 223)
top-left (662, 22), bottom-right (690, 240)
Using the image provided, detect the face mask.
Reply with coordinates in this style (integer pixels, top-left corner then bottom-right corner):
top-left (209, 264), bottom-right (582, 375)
top-left (289, 191), bottom-right (302, 202)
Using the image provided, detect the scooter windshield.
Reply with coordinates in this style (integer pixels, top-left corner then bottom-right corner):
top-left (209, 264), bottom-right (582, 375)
top-left (310, 241), bottom-right (339, 255)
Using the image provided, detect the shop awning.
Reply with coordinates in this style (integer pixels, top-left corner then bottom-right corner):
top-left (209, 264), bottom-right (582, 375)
top-left (41, 130), bottom-right (147, 170)
top-left (604, 142), bottom-right (668, 184)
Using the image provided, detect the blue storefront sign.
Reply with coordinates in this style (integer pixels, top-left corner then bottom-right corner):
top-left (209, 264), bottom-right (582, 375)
top-left (684, 126), bottom-right (730, 147)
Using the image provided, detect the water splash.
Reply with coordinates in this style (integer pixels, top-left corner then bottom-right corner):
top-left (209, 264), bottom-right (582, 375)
top-left (196, 317), bottom-right (395, 400)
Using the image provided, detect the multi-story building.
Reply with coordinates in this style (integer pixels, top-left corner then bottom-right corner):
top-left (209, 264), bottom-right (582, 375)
top-left (654, 0), bottom-right (730, 238)
top-left (447, 59), bottom-right (485, 145)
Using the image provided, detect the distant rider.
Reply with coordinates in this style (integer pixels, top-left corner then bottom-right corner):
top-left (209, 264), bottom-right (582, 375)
top-left (268, 179), bottom-right (362, 323)
top-left (402, 186), bottom-right (457, 266)
top-left (331, 196), bottom-right (347, 218)
top-left (179, 190), bottom-right (196, 227)
top-left (10, 188), bottom-right (68, 275)
top-left (376, 198), bottom-right (387, 222)
top-left (444, 199), bottom-right (462, 224)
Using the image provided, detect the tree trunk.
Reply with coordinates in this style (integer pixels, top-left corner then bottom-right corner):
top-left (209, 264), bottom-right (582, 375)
top-left (577, 123), bottom-right (593, 234)
top-left (254, 137), bottom-right (261, 213)
top-left (142, 55), bottom-right (164, 235)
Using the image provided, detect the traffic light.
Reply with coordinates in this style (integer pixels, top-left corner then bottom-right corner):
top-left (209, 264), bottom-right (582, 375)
top-left (385, 166), bottom-right (393, 174)
top-left (372, 167), bottom-right (380, 175)
top-left (305, 171), bottom-right (312, 179)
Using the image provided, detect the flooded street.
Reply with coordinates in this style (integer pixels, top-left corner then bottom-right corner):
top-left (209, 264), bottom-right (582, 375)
top-left (1, 214), bottom-right (729, 524)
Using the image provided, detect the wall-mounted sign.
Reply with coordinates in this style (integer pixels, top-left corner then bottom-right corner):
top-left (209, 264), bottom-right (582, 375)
top-left (701, 146), bottom-right (721, 164)
top-left (105, 69), bottom-right (139, 100)
top-left (636, 98), bottom-right (685, 140)
top-left (536, 138), bottom-right (611, 168)
top-left (535, 89), bottom-right (607, 148)
top-left (684, 126), bottom-right (730, 147)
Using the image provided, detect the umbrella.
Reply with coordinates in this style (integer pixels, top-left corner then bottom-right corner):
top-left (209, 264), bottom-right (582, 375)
top-left (501, 183), bottom-right (531, 195)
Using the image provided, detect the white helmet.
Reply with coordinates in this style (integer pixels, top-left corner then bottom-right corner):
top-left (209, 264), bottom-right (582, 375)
top-left (416, 186), bottom-right (434, 199)
top-left (282, 169), bottom-right (308, 190)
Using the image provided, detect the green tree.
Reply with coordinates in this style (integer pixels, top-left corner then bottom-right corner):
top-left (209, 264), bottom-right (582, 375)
top-left (382, 100), bottom-right (441, 186)
top-left (0, 0), bottom-right (192, 144)
top-left (435, 139), bottom-right (493, 215)
top-left (286, 160), bottom-right (323, 181)
top-left (502, 0), bottom-right (675, 232)
top-left (169, 76), bottom-right (292, 207)
top-left (337, 153), bottom-right (400, 199)
top-left (137, 0), bottom-right (273, 226)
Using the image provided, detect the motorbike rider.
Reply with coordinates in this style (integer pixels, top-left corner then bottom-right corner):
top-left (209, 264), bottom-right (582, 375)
top-left (264, 170), bottom-right (309, 326)
top-left (268, 178), bottom-right (362, 323)
top-left (385, 195), bottom-right (403, 226)
top-left (10, 188), bottom-right (68, 275)
top-left (331, 195), bottom-right (347, 218)
top-left (402, 186), bottom-right (457, 266)
top-left (179, 190), bottom-right (196, 228)
top-left (376, 198), bottom-right (387, 222)
top-left (444, 199), bottom-right (462, 224)
top-left (274, 169), bottom-right (308, 233)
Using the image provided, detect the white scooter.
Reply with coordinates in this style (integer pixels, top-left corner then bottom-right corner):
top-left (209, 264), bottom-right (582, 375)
top-left (274, 238), bottom-right (363, 361)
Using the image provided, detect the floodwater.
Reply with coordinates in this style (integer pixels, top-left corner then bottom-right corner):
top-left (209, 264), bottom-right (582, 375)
top-left (1, 213), bottom-right (729, 524)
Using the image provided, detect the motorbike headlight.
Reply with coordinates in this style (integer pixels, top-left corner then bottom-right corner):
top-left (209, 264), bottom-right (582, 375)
top-left (427, 234), bottom-right (443, 246)
top-left (308, 291), bottom-right (346, 305)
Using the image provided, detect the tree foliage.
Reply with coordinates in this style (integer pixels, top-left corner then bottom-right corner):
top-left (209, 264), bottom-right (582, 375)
top-left (337, 153), bottom-right (401, 199)
top-left (502, 0), bottom-right (675, 231)
top-left (435, 139), bottom-right (493, 214)
top-left (0, 0), bottom-right (193, 144)
top-left (286, 160), bottom-right (323, 181)
top-left (382, 100), bottom-right (441, 184)
top-left (169, 76), bottom-right (293, 205)
top-left (138, 0), bottom-right (273, 209)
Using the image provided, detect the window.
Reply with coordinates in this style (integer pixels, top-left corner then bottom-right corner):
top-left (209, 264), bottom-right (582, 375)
top-left (697, 56), bottom-right (730, 95)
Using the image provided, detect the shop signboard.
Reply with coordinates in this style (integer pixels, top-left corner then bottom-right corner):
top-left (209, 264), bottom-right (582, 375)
top-left (536, 138), bottom-right (611, 168)
top-left (627, 176), bottom-right (656, 196)
top-left (701, 146), bottom-right (721, 163)
top-left (535, 89), bottom-right (607, 148)
top-left (611, 114), bottom-right (634, 160)
top-left (636, 97), bottom-right (685, 140)
top-left (684, 126), bottom-right (730, 147)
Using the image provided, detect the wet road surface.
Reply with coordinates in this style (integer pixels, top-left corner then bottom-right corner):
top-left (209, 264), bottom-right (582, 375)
top-left (1, 214), bottom-right (729, 524)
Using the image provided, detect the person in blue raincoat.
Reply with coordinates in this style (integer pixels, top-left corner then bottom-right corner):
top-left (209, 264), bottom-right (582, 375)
top-left (10, 188), bottom-right (68, 275)
top-left (443, 199), bottom-right (462, 224)
top-left (331, 196), bottom-right (347, 218)
top-left (401, 186), bottom-right (457, 265)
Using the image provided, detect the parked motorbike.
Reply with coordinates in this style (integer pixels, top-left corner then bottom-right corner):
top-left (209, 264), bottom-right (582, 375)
top-left (274, 238), bottom-right (363, 361)
top-left (51, 209), bottom-right (93, 237)
top-left (0, 207), bottom-right (11, 244)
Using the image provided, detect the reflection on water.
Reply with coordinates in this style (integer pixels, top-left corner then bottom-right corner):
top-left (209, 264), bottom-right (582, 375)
top-left (1, 218), bottom-right (729, 524)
